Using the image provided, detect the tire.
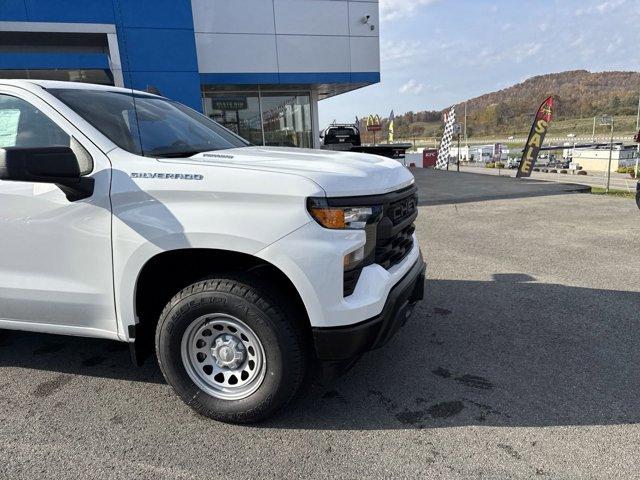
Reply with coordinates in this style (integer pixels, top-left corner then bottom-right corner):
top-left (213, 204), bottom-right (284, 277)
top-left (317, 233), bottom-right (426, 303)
top-left (155, 275), bottom-right (308, 424)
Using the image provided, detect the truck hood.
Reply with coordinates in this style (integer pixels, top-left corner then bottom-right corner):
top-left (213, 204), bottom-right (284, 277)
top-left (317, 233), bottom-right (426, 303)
top-left (184, 146), bottom-right (414, 197)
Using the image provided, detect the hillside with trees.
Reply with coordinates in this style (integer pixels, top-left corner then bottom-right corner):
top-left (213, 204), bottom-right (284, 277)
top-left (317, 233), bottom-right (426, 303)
top-left (363, 70), bottom-right (640, 141)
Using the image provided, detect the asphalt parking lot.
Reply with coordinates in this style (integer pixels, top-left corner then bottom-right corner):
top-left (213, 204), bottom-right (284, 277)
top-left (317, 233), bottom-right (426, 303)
top-left (411, 168), bottom-right (590, 205)
top-left (1, 176), bottom-right (638, 479)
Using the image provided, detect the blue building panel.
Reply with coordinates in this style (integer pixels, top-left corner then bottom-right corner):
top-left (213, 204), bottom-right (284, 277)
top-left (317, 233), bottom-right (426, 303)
top-left (200, 72), bottom-right (380, 87)
top-left (23, 0), bottom-right (115, 24)
top-left (199, 73), bottom-right (281, 85)
top-left (279, 72), bottom-right (351, 84)
top-left (0, 0), bottom-right (29, 21)
top-left (119, 28), bottom-right (199, 73)
top-left (128, 70), bottom-right (202, 111)
top-left (115, 0), bottom-right (194, 29)
top-left (351, 72), bottom-right (381, 84)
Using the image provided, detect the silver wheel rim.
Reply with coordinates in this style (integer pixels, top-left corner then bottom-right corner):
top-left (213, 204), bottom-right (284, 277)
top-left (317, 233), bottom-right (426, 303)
top-left (181, 314), bottom-right (266, 400)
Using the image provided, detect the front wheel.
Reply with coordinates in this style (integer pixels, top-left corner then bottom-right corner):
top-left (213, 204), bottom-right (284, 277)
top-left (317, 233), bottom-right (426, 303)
top-left (155, 276), bottom-right (308, 424)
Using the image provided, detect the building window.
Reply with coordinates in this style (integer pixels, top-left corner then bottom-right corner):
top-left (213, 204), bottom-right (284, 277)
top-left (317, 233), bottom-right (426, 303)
top-left (203, 89), bottom-right (313, 148)
top-left (203, 94), bottom-right (262, 146)
top-left (261, 93), bottom-right (312, 148)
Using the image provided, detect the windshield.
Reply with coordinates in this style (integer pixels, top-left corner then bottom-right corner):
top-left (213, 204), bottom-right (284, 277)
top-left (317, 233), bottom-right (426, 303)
top-left (48, 88), bottom-right (250, 157)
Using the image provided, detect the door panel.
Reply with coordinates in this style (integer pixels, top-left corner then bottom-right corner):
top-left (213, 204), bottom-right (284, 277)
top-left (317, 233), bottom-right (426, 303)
top-left (0, 88), bottom-right (116, 336)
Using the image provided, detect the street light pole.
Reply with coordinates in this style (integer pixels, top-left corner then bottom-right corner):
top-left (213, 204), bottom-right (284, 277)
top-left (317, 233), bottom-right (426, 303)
top-left (457, 133), bottom-right (461, 172)
top-left (635, 92), bottom-right (640, 179)
top-left (464, 101), bottom-right (468, 148)
top-left (606, 117), bottom-right (614, 194)
top-left (592, 116), bottom-right (596, 143)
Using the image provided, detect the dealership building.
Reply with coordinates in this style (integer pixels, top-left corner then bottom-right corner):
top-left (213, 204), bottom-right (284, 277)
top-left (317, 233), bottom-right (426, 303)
top-left (0, 0), bottom-right (381, 148)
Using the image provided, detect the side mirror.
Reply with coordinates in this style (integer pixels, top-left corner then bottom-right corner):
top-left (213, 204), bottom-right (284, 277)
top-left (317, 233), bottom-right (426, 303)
top-left (0, 141), bottom-right (94, 201)
top-left (0, 146), bottom-right (81, 181)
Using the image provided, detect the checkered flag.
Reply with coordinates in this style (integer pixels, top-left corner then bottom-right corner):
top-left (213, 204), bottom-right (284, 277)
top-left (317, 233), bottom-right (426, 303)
top-left (436, 106), bottom-right (456, 169)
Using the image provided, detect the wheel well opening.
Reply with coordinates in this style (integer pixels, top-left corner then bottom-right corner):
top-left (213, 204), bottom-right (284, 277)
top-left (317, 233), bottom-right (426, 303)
top-left (133, 249), bottom-right (309, 363)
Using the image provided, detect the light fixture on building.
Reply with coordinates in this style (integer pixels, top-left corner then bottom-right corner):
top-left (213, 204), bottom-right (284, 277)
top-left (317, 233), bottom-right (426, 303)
top-left (360, 15), bottom-right (375, 31)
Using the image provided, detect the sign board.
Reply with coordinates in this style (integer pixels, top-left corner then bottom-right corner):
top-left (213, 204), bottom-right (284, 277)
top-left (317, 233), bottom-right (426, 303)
top-left (211, 97), bottom-right (248, 111)
top-left (366, 114), bottom-right (382, 132)
top-left (452, 123), bottom-right (462, 135)
top-left (493, 143), bottom-right (503, 163)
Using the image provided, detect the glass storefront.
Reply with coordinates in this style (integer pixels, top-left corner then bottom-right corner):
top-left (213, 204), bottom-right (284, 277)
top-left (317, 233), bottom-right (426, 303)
top-left (203, 89), bottom-right (313, 148)
top-left (203, 94), bottom-right (263, 146)
top-left (261, 93), bottom-right (312, 148)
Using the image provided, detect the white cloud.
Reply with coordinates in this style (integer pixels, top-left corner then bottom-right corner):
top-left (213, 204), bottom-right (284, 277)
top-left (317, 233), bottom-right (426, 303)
top-left (380, 0), bottom-right (440, 21)
top-left (380, 39), bottom-right (423, 67)
top-left (570, 35), bottom-right (585, 47)
top-left (597, 0), bottom-right (627, 12)
top-left (575, 0), bottom-right (627, 15)
top-left (399, 79), bottom-right (425, 95)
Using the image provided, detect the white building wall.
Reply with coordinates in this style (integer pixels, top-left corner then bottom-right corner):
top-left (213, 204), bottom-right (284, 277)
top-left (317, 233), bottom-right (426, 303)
top-left (196, 34), bottom-right (279, 73)
top-left (191, 0), bottom-right (380, 76)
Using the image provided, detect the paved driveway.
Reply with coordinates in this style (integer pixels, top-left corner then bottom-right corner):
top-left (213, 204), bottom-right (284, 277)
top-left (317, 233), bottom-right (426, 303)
top-left (0, 190), bottom-right (638, 479)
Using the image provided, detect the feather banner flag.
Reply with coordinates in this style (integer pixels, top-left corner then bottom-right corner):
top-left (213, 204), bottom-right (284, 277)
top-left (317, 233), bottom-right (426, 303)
top-left (436, 106), bottom-right (456, 169)
top-left (517, 96), bottom-right (554, 178)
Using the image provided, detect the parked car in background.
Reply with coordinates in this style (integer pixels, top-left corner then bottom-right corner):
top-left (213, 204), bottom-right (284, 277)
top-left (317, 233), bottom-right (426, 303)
top-left (320, 124), bottom-right (361, 151)
top-left (547, 158), bottom-right (570, 169)
top-left (321, 123), bottom-right (412, 161)
top-left (506, 158), bottom-right (521, 169)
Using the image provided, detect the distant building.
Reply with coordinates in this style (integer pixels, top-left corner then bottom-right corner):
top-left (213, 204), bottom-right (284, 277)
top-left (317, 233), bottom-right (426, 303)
top-left (571, 145), bottom-right (638, 172)
top-left (450, 145), bottom-right (508, 162)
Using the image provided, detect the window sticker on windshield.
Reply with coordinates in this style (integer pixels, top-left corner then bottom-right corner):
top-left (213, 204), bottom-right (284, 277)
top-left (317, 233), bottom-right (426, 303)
top-left (0, 109), bottom-right (20, 148)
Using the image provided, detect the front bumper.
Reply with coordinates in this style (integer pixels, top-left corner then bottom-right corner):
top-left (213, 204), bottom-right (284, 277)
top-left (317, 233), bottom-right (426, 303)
top-left (312, 256), bottom-right (426, 364)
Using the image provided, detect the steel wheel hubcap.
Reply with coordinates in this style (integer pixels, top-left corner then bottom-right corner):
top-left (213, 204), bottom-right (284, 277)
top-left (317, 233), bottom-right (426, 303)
top-left (181, 314), bottom-right (266, 400)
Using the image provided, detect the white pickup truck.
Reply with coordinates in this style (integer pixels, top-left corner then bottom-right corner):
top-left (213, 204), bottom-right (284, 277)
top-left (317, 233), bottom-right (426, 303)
top-left (0, 80), bottom-right (425, 423)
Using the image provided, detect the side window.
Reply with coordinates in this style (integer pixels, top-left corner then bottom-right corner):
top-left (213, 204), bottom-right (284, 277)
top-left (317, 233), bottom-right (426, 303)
top-left (0, 94), bottom-right (70, 149)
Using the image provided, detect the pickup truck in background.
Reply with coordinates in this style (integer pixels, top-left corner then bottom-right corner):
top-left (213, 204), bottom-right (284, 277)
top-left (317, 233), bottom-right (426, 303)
top-left (320, 123), bottom-right (412, 163)
top-left (0, 80), bottom-right (425, 424)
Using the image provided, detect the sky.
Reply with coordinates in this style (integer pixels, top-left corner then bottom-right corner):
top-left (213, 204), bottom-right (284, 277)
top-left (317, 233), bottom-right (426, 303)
top-left (318, 0), bottom-right (640, 127)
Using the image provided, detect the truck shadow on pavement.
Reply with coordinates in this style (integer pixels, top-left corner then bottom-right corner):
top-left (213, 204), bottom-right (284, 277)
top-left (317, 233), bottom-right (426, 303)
top-left (0, 331), bottom-right (165, 384)
top-left (0, 273), bottom-right (637, 430)
top-left (271, 273), bottom-right (640, 430)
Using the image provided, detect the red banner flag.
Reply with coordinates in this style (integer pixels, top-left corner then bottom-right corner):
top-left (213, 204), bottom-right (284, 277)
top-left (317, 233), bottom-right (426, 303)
top-left (517, 96), bottom-right (554, 178)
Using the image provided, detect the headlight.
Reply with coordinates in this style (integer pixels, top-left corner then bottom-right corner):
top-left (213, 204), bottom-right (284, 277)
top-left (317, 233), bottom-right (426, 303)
top-left (307, 198), bottom-right (378, 230)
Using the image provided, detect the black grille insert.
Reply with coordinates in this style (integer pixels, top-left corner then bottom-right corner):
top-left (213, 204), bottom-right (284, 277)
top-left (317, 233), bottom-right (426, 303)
top-left (375, 224), bottom-right (415, 270)
top-left (343, 268), bottom-right (362, 297)
top-left (338, 185), bottom-right (418, 296)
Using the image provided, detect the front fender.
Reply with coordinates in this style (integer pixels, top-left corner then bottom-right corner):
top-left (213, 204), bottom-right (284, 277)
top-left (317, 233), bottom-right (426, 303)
top-left (107, 150), bottom-right (324, 339)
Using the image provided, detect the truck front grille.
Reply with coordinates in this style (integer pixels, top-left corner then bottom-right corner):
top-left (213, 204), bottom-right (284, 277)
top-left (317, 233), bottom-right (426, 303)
top-left (375, 224), bottom-right (416, 270)
top-left (388, 193), bottom-right (418, 226)
top-left (341, 185), bottom-right (418, 296)
top-left (374, 186), bottom-right (417, 271)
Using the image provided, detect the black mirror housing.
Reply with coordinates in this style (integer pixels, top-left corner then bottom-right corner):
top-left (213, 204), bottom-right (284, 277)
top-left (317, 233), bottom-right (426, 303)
top-left (0, 147), bottom-right (81, 181)
top-left (0, 145), bottom-right (94, 201)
